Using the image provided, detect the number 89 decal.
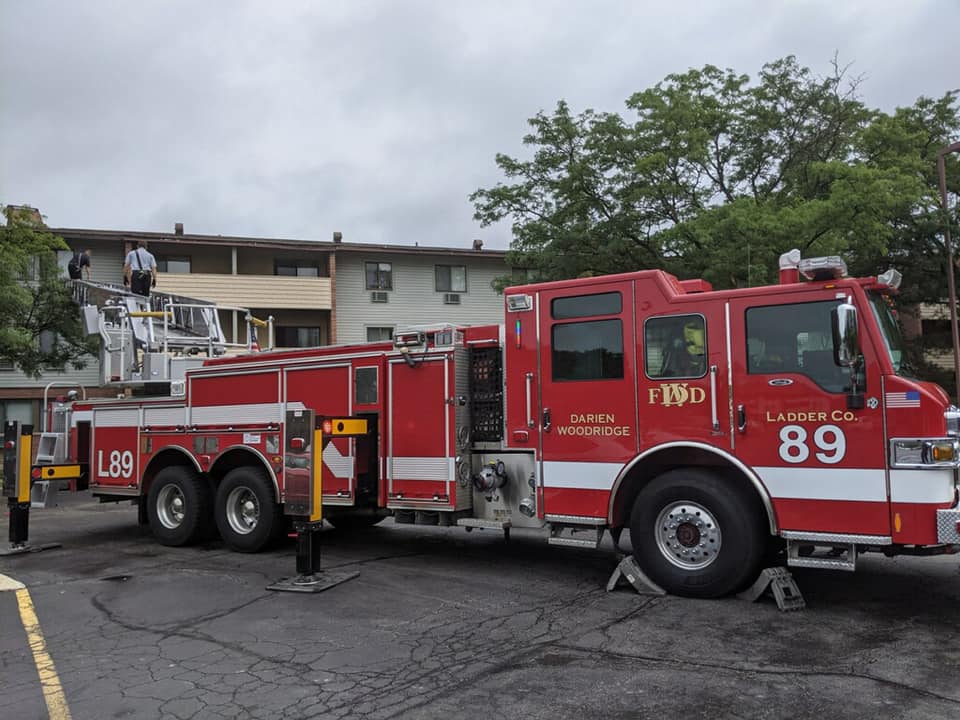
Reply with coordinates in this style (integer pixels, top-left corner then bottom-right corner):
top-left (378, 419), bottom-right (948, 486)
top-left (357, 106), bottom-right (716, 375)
top-left (778, 424), bottom-right (846, 464)
top-left (97, 449), bottom-right (135, 478)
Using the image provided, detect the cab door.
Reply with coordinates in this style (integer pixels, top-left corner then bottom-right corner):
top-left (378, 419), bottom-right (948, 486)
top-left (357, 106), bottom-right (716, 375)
top-left (729, 292), bottom-right (888, 537)
top-left (537, 282), bottom-right (637, 518)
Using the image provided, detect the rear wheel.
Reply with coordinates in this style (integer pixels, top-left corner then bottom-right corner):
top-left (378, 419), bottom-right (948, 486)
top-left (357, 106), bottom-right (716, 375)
top-left (214, 466), bottom-right (283, 552)
top-left (630, 468), bottom-right (766, 598)
top-left (147, 466), bottom-right (211, 546)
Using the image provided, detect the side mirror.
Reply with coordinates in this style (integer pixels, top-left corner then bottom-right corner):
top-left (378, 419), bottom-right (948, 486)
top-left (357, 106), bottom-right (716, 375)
top-left (832, 302), bottom-right (859, 368)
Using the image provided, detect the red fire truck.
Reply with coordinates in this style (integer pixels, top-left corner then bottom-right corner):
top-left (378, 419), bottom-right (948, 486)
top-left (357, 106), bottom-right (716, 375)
top-left (35, 250), bottom-right (960, 597)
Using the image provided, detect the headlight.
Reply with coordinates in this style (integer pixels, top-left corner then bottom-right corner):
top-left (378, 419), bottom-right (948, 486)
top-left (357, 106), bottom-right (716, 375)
top-left (891, 438), bottom-right (960, 467)
top-left (946, 406), bottom-right (960, 437)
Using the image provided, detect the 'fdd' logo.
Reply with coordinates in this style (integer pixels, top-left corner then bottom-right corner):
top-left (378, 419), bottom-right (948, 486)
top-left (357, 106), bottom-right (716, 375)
top-left (648, 383), bottom-right (706, 408)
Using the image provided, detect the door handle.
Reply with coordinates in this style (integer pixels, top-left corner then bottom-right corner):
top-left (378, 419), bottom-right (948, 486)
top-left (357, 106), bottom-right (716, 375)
top-left (542, 407), bottom-right (552, 432)
top-left (737, 404), bottom-right (747, 433)
top-left (525, 372), bottom-right (535, 428)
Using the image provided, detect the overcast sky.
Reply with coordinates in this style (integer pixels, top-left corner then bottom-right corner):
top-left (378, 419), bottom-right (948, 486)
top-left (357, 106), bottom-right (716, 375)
top-left (1, 0), bottom-right (957, 250)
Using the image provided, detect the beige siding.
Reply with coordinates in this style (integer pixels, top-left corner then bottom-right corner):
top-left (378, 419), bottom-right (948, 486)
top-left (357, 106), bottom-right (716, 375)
top-left (156, 273), bottom-right (332, 310)
top-left (0, 362), bottom-right (101, 390)
top-left (919, 303), bottom-right (952, 320)
top-left (335, 252), bottom-right (507, 344)
top-left (927, 349), bottom-right (954, 371)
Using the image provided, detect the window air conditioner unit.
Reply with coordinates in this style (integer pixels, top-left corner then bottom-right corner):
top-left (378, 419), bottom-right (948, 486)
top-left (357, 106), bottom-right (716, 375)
top-left (443, 293), bottom-right (461, 305)
top-left (371, 291), bottom-right (389, 303)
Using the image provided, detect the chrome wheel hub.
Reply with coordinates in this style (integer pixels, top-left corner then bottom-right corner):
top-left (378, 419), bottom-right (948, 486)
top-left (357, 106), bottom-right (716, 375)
top-left (226, 487), bottom-right (260, 535)
top-left (654, 501), bottom-right (722, 570)
top-left (157, 485), bottom-right (186, 529)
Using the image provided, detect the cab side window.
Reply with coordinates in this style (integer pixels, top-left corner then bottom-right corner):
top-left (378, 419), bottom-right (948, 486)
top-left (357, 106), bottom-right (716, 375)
top-left (645, 315), bottom-right (707, 379)
top-left (550, 292), bottom-right (623, 382)
top-left (746, 301), bottom-right (853, 393)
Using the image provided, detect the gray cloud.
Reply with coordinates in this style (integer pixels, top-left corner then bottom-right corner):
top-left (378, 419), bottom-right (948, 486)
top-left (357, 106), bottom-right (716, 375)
top-left (2, 0), bottom-right (957, 249)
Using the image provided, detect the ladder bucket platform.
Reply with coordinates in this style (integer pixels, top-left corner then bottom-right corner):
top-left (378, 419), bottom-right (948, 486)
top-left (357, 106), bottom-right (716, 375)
top-left (70, 279), bottom-right (270, 388)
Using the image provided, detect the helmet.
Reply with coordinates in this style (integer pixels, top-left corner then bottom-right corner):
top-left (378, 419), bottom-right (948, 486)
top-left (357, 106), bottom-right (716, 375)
top-left (684, 321), bottom-right (704, 356)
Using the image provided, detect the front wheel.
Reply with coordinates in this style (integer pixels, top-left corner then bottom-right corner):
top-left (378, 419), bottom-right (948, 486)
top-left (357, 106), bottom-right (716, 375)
top-left (214, 466), bottom-right (283, 552)
top-left (147, 466), bottom-right (211, 546)
top-left (629, 468), bottom-right (766, 598)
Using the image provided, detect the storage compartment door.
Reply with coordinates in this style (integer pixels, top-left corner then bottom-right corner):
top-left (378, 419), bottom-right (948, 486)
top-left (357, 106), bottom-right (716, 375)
top-left (285, 364), bottom-right (355, 505)
top-left (388, 356), bottom-right (454, 508)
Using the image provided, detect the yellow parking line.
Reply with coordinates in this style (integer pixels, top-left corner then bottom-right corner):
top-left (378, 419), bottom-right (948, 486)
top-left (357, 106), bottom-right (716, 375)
top-left (0, 574), bottom-right (72, 720)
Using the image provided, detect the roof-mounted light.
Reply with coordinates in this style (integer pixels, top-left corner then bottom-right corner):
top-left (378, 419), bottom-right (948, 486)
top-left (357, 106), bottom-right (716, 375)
top-left (877, 268), bottom-right (902, 290)
top-left (393, 331), bottom-right (425, 348)
top-left (778, 249), bottom-right (801, 270)
top-left (798, 256), bottom-right (847, 281)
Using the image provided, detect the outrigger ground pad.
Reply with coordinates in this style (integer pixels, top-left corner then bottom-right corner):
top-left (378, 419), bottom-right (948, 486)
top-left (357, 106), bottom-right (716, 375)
top-left (0, 542), bottom-right (61, 557)
top-left (266, 568), bottom-right (360, 594)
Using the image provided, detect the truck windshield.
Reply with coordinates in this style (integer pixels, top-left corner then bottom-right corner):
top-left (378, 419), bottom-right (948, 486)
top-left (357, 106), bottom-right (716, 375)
top-left (868, 292), bottom-right (908, 375)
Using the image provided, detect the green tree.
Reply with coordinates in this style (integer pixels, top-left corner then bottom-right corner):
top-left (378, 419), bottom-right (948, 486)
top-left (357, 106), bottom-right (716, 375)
top-left (472, 56), bottom-right (959, 295)
top-left (0, 206), bottom-right (96, 377)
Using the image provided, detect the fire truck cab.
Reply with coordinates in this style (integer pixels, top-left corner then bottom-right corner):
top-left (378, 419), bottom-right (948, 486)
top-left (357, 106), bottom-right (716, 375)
top-left (56, 250), bottom-right (960, 598)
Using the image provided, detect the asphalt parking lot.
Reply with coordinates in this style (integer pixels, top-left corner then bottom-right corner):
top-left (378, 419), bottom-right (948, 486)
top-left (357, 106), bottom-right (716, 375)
top-left (3, 494), bottom-right (960, 720)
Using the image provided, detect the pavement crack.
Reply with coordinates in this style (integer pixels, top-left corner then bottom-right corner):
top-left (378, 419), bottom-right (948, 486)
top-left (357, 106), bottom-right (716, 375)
top-left (551, 642), bottom-right (960, 706)
top-left (323, 551), bottom-right (426, 569)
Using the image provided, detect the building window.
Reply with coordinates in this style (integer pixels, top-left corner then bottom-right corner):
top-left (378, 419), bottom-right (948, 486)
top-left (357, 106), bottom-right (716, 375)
top-left (275, 327), bottom-right (321, 348)
top-left (366, 326), bottom-right (394, 342)
top-left (551, 319), bottom-right (623, 382)
top-left (156, 256), bottom-right (192, 273)
top-left (0, 400), bottom-right (34, 426)
top-left (435, 265), bottom-right (466, 293)
top-left (745, 300), bottom-right (852, 393)
top-left (365, 262), bottom-right (392, 290)
top-left (511, 267), bottom-right (530, 284)
top-left (275, 260), bottom-right (320, 277)
top-left (645, 315), bottom-right (707, 379)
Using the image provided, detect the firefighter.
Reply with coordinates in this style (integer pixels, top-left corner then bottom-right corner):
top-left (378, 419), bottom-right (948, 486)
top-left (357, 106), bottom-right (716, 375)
top-left (661, 320), bottom-right (706, 377)
top-left (124, 240), bottom-right (157, 297)
top-left (683, 321), bottom-right (706, 374)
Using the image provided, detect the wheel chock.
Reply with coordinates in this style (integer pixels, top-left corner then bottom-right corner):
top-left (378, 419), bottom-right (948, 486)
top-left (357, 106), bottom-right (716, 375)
top-left (606, 555), bottom-right (666, 596)
top-left (738, 566), bottom-right (805, 611)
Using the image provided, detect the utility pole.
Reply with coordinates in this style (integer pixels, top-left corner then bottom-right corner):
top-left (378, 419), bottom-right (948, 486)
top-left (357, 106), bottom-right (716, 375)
top-left (937, 142), bottom-right (960, 401)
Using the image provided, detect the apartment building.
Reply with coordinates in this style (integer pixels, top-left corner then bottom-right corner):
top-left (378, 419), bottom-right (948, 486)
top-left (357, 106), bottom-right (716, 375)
top-left (0, 223), bottom-right (509, 427)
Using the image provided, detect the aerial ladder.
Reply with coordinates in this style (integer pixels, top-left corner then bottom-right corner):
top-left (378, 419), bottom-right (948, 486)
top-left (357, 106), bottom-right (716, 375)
top-left (71, 279), bottom-right (273, 389)
top-left (26, 281), bottom-right (275, 508)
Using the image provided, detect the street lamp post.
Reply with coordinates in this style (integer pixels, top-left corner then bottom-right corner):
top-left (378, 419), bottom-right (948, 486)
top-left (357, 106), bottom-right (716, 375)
top-left (937, 142), bottom-right (960, 402)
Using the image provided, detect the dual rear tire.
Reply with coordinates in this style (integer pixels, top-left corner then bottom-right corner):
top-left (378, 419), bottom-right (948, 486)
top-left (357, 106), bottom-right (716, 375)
top-left (146, 464), bottom-right (282, 553)
top-left (214, 466), bottom-right (284, 552)
top-left (147, 466), bottom-right (212, 546)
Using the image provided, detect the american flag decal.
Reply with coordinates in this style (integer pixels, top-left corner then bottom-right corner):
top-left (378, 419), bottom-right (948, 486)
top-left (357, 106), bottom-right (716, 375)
top-left (885, 390), bottom-right (920, 408)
